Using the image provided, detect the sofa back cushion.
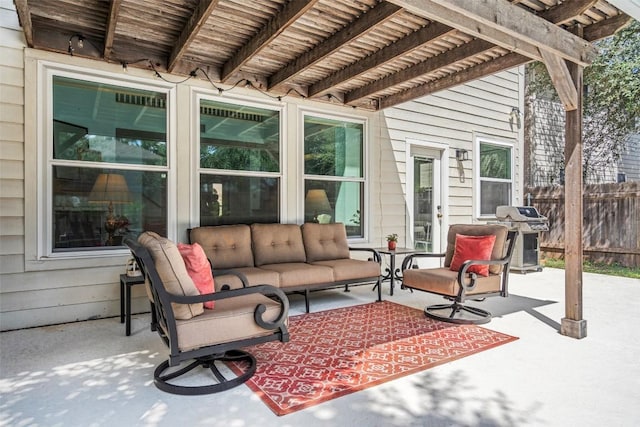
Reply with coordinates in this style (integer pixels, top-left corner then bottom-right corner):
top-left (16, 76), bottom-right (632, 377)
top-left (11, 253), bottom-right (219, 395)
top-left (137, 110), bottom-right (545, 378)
top-left (138, 231), bottom-right (204, 319)
top-left (444, 224), bottom-right (508, 275)
top-left (251, 223), bottom-right (306, 266)
top-left (190, 225), bottom-right (254, 269)
top-left (301, 222), bottom-right (350, 262)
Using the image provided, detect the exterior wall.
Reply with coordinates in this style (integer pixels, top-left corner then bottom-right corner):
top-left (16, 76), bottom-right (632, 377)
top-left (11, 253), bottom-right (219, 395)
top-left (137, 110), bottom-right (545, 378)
top-left (0, 2), bottom-right (523, 331)
top-left (525, 95), bottom-right (640, 186)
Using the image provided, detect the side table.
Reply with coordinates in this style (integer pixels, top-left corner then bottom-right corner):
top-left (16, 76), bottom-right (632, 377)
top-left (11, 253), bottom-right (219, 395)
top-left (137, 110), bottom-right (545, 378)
top-left (374, 247), bottom-right (423, 296)
top-left (119, 274), bottom-right (145, 336)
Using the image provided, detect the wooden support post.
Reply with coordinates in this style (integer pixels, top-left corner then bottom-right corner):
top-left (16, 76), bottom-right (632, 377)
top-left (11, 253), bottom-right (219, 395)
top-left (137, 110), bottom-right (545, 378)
top-left (561, 28), bottom-right (587, 339)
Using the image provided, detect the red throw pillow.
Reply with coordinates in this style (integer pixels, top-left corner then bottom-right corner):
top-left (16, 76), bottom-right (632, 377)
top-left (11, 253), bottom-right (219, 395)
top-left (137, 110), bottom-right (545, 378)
top-left (449, 234), bottom-right (497, 277)
top-left (177, 242), bottom-right (215, 309)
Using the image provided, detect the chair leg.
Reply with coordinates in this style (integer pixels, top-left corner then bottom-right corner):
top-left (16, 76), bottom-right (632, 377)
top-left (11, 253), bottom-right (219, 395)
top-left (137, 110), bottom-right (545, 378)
top-left (424, 301), bottom-right (492, 325)
top-left (153, 350), bottom-right (257, 395)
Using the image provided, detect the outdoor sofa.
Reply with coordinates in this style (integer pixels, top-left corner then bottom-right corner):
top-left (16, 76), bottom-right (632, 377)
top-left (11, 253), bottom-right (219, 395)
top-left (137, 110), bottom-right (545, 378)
top-left (189, 222), bottom-right (382, 312)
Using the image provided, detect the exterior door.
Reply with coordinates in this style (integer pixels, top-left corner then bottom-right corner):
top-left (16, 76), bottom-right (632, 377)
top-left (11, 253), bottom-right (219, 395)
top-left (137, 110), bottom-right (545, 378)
top-left (408, 144), bottom-right (444, 255)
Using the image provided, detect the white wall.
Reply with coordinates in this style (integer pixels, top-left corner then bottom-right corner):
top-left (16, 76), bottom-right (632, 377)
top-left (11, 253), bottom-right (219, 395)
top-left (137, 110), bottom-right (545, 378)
top-left (0, 1), bottom-right (524, 330)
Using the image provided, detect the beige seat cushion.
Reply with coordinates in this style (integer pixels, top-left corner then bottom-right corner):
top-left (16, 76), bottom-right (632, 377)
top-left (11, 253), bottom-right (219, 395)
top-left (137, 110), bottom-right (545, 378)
top-left (214, 266), bottom-right (280, 290)
top-left (251, 223), bottom-right (306, 266)
top-left (172, 293), bottom-right (286, 352)
top-left (403, 267), bottom-right (501, 297)
top-left (301, 222), bottom-right (350, 262)
top-left (190, 225), bottom-right (254, 269)
top-left (444, 224), bottom-right (508, 275)
top-left (258, 263), bottom-right (334, 288)
top-left (310, 258), bottom-right (380, 282)
top-left (138, 231), bottom-right (204, 320)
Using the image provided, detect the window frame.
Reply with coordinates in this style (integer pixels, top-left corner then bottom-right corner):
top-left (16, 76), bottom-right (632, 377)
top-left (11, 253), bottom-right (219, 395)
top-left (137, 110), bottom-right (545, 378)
top-left (300, 109), bottom-right (368, 241)
top-left (37, 61), bottom-right (177, 260)
top-left (474, 137), bottom-right (514, 219)
top-left (192, 90), bottom-right (285, 226)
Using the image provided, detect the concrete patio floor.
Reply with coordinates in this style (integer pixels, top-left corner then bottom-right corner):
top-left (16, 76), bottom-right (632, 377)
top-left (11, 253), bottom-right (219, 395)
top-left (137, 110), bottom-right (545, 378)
top-left (1, 267), bottom-right (639, 427)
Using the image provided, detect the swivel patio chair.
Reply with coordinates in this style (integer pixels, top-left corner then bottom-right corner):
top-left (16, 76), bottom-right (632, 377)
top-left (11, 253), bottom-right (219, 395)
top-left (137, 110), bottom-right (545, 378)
top-left (401, 224), bottom-right (517, 325)
top-left (125, 232), bottom-right (289, 395)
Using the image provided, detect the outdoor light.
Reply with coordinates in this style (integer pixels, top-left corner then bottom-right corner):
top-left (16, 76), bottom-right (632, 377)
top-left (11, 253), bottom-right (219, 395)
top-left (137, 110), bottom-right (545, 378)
top-left (509, 106), bottom-right (522, 129)
top-left (455, 149), bottom-right (469, 162)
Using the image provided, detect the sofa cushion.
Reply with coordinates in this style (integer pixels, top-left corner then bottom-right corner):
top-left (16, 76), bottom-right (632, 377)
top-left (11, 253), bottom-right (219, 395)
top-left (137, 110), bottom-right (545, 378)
top-left (251, 223), bottom-right (306, 266)
top-left (258, 263), bottom-right (334, 288)
top-left (310, 258), bottom-right (380, 282)
top-left (214, 267), bottom-right (281, 290)
top-left (138, 231), bottom-right (204, 320)
top-left (177, 242), bottom-right (215, 309)
top-left (301, 222), bottom-right (350, 262)
top-left (444, 224), bottom-right (508, 275)
top-left (190, 225), bottom-right (254, 269)
top-left (403, 267), bottom-right (502, 297)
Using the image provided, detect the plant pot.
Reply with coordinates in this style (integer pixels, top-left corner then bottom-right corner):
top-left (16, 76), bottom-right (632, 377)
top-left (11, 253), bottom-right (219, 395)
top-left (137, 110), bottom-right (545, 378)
top-left (387, 241), bottom-right (397, 250)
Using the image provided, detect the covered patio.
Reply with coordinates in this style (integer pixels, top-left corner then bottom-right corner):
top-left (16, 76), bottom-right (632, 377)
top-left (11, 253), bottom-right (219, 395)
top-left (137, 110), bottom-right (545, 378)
top-left (2, 268), bottom-right (639, 426)
top-left (9, 0), bottom-right (635, 338)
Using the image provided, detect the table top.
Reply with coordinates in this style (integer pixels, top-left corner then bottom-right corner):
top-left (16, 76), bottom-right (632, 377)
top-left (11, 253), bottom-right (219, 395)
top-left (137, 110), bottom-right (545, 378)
top-left (373, 247), bottom-right (424, 255)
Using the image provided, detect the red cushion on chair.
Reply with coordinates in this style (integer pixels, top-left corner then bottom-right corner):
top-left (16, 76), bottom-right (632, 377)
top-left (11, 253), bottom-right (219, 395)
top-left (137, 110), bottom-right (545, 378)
top-left (449, 234), bottom-right (497, 277)
top-left (177, 243), bottom-right (215, 309)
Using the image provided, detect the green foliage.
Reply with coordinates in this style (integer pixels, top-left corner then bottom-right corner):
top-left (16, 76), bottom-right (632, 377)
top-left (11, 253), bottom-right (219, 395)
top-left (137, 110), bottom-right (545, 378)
top-left (526, 20), bottom-right (640, 177)
top-left (542, 257), bottom-right (640, 279)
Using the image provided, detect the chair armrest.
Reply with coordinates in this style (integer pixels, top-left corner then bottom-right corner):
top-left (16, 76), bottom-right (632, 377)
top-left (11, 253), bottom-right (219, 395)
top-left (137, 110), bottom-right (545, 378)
top-left (401, 252), bottom-right (446, 271)
top-left (349, 247), bottom-right (382, 263)
top-left (457, 256), bottom-right (511, 291)
top-left (166, 284), bottom-right (289, 330)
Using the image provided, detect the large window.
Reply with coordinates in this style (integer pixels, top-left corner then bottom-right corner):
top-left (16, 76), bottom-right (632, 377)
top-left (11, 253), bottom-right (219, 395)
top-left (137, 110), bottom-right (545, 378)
top-left (477, 139), bottom-right (513, 217)
top-left (49, 75), bottom-right (170, 253)
top-left (303, 114), bottom-right (365, 237)
top-left (198, 98), bottom-right (281, 225)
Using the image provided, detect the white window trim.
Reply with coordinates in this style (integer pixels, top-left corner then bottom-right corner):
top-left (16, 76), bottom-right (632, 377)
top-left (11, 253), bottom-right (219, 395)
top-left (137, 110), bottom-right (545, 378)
top-left (35, 60), bottom-right (177, 262)
top-left (474, 136), bottom-right (514, 219)
top-left (299, 108), bottom-right (369, 241)
top-left (191, 88), bottom-right (286, 226)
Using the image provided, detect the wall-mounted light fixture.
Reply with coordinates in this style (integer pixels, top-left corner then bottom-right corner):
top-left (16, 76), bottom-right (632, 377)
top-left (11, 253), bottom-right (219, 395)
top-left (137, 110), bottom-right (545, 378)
top-left (455, 149), bottom-right (469, 162)
top-left (68, 34), bottom-right (85, 56)
top-left (509, 106), bottom-right (522, 130)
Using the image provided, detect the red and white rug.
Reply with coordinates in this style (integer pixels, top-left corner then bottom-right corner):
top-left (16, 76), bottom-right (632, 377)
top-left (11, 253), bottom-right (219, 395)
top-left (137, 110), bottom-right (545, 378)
top-left (229, 300), bottom-right (517, 416)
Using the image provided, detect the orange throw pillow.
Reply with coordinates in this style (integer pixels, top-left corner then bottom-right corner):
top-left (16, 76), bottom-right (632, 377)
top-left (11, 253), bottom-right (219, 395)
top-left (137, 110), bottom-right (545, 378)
top-left (449, 234), bottom-right (497, 277)
top-left (177, 242), bottom-right (215, 309)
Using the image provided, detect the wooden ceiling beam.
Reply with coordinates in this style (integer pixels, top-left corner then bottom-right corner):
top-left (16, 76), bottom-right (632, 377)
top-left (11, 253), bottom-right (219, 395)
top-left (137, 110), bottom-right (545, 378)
top-left (13, 0), bottom-right (34, 47)
top-left (583, 13), bottom-right (633, 42)
top-left (345, 38), bottom-right (495, 104)
top-left (103, 0), bottom-right (123, 60)
top-left (387, 0), bottom-right (597, 66)
top-left (538, 0), bottom-right (598, 25)
top-left (378, 52), bottom-right (528, 109)
top-left (221, 0), bottom-right (319, 82)
top-left (168, 0), bottom-right (220, 72)
top-left (540, 49), bottom-right (579, 111)
top-left (308, 21), bottom-right (453, 98)
top-left (268, 1), bottom-right (403, 90)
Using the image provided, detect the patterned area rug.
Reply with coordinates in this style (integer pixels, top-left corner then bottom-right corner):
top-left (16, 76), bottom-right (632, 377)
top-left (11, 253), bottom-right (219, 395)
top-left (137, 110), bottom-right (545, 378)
top-left (229, 300), bottom-right (517, 416)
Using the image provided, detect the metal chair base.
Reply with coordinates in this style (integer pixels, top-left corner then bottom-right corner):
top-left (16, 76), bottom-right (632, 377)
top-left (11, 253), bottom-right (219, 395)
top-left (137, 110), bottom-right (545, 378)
top-left (154, 349), bottom-right (257, 395)
top-left (424, 301), bottom-right (492, 325)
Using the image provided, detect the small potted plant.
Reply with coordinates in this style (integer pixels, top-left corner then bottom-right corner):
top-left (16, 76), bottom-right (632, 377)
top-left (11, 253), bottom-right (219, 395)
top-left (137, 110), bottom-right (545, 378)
top-left (386, 233), bottom-right (398, 250)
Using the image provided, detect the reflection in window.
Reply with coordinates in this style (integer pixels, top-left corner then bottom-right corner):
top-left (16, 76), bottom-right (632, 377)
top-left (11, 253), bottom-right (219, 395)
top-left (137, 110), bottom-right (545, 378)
top-left (304, 115), bottom-right (365, 237)
top-left (199, 99), bottom-right (281, 225)
top-left (478, 141), bottom-right (513, 216)
top-left (50, 75), bottom-right (170, 252)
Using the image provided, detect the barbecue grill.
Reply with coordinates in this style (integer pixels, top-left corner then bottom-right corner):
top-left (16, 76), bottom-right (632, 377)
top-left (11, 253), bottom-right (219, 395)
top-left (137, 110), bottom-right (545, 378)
top-left (496, 206), bottom-right (549, 273)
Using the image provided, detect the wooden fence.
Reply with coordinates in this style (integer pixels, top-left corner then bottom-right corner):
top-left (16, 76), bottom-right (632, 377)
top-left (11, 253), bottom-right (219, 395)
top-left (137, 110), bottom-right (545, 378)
top-left (525, 182), bottom-right (640, 268)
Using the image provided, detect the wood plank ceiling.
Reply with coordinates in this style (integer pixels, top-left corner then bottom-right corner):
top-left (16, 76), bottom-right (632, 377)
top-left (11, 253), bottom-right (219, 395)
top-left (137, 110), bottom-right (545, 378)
top-left (13, 0), bottom-right (632, 111)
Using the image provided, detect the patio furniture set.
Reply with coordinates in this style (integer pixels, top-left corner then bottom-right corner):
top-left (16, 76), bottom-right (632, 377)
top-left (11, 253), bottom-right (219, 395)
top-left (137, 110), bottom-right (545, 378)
top-left (124, 222), bottom-right (516, 395)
